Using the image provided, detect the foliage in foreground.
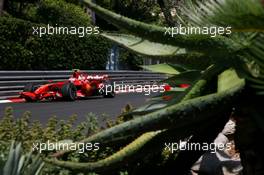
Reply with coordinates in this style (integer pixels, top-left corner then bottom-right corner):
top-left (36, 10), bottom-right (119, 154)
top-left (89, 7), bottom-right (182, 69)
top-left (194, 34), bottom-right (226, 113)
top-left (1, 141), bottom-right (44, 175)
top-left (0, 105), bottom-right (137, 175)
top-left (45, 0), bottom-right (264, 175)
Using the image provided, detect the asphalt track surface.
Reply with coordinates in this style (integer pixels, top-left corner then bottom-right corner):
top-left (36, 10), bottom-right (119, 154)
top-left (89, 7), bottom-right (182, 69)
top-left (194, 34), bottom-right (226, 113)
top-left (0, 93), bottom-right (154, 125)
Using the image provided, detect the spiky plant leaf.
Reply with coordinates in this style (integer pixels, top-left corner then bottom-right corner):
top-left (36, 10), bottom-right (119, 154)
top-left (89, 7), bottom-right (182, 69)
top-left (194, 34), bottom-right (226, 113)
top-left (2, 141), bottom-right (44, 175)
top-left (164, 70), bottom-right (202, 86)
top-left (121, 65), bottom-right (222, 119)
top-left (83, 0), bottom-right (241, 56)
top-left (141, 64), bottom-right (182, 75)
top-left (103, 32), bottom-right (213, 70)
top-left (101, 33), bottom-right (185, 57)
top-left (46, 131), bottom-right (161, 171)
top-left (218, 69), bottom-right (245, 92)
top-left (149, 52), bottom-right (213, 70)
top-left (47, 114), bottom-right (226, 173)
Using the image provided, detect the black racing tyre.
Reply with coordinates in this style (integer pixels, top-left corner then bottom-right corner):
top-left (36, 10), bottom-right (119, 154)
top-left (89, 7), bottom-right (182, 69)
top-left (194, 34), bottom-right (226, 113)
top-left (103, 80), bottom-right (115, 98)
top-left (23, 83), bottom-right (35, 92)
top-left (24, 97), bottom-right (34, 102)
top-left (61, 83), bottom-right (77, 101)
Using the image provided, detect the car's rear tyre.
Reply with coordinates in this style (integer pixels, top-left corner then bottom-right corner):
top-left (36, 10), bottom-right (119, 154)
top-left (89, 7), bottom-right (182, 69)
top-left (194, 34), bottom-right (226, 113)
top-left (61, 83), bottom-right (77, 101)
top-left (103, 80), bottom-right (115, 98)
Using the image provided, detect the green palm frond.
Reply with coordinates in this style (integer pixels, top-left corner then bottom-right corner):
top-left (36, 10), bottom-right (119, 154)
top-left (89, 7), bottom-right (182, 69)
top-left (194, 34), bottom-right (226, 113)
top-left (234, 32), bottom-right (264, 94)
top-left (182, 0), bottom-right (264, 30)
top-left (179, 0), bottom-right (264, 95)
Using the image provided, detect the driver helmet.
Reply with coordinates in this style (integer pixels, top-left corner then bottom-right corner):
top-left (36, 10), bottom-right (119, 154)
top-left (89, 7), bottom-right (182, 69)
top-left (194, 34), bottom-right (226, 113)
top-left (73, 69), bottom-right (80, 78)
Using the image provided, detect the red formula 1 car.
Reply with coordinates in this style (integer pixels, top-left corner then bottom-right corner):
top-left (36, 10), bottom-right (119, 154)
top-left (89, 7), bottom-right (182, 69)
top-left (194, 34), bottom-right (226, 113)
top-left (20, 70), bottom-right (115, 102)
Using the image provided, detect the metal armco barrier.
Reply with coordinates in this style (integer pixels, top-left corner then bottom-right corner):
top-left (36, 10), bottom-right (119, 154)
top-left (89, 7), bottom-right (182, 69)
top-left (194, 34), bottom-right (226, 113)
top-left (0, 70), bottom-right (166, 99)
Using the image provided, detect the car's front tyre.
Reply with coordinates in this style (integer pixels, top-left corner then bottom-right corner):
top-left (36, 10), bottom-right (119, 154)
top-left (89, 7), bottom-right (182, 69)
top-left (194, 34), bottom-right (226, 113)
top-left (61, 83), bottom-right (77, 101)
